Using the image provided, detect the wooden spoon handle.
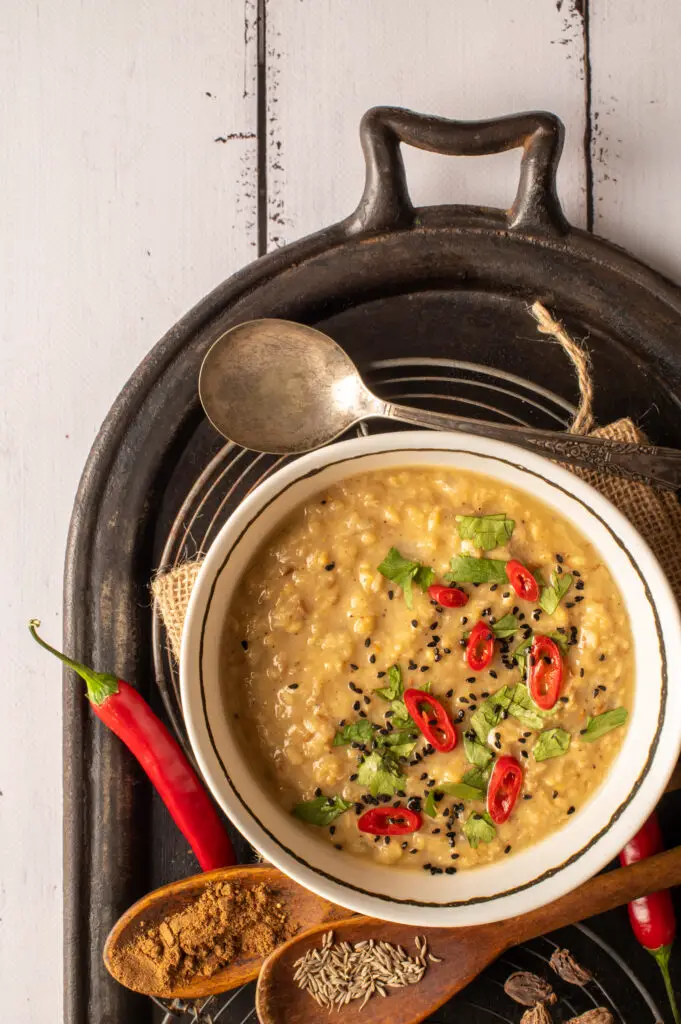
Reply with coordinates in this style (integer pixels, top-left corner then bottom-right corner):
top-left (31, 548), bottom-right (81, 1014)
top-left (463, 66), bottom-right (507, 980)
top-left (505, 844), bottom-right (681, 947)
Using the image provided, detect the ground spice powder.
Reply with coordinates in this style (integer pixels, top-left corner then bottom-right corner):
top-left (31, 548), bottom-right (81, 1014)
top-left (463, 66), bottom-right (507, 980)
top-left (110, 881), bottom-right (289, 994)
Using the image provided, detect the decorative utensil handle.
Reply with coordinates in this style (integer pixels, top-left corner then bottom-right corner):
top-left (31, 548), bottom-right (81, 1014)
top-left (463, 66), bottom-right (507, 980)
top-left (346, 106), bottom-right (568, 236)
top-left (386, 402), bottom-right (681, 490)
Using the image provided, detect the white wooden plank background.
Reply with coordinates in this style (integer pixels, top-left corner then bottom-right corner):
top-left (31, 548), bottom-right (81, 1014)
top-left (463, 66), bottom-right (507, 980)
top-left (2, 1), bottom-right (681, 1019)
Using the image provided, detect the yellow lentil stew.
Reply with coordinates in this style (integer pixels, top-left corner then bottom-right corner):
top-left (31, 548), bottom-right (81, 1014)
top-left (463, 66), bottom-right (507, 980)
top-left (223, 468), bottom-right (633, 874)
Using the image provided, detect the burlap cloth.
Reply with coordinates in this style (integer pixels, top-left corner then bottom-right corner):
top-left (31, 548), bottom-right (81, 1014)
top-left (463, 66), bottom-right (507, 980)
top-left (151, 304), bottom-right (681, 660)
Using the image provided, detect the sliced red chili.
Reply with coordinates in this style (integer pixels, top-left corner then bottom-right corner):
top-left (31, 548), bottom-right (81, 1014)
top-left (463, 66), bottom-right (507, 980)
top-left (505, 559), bottom-right (539, 602)
top-left (357, 806), bottom-right (422, 835)
top-left (466, 619), bottom-right (495, 671)
top-left (427, 583), bottom-right (468, 608)
top-left (487, 755), bottom-right (523, 824)
top-left (527, 634), bottom-right (564, 710)
top-left (403, 688), bottom-right (457, 753)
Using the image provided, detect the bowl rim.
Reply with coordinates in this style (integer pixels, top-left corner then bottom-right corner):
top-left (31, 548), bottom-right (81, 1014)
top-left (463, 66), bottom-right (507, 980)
top-left (181, 431), bottom-right (681, 924)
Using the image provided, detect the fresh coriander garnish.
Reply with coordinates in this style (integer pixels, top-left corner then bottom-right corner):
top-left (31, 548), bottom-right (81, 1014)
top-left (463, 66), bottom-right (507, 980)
top-left (463, 765), bottom-right (491, 792)
top-left (464, 731), bottom-right (494, 769)
top-left (455, 512), bottom-right (515, 551)
top-left (534, 727), bottom-right (571, 762)
top-left (293, 794), bottom-right (352, 826)
top-left (377, 548), bottom-right (434, 608)
top-left (539, 571), bottom-right (573, 615)
top-left (546, 630), bottom-right (569, 656)
top-left (438, 781), bottom-right (486, 801)
top-left (445, 554), bottom-right (508, 585)
top-left (424, 790), bottom-right (438, 818)
top-left (333, 719), bottom-right (376, 746)
top-left (470, 683), bottom-right (550, 742)
top-left (463, 812), bottom-right (496, 849)
top-left (581, 707), bottom-right (629, 742)
top-left (374, 664), bottom-right (403, 702)
top-left (512, 635), bottom-right (533, 673)
top-left (491, 613), bottom-right (520, 639)
top-left (505, 683), bottom-right (552, 730)
top-left (357, 750), bottom-right (406, 797)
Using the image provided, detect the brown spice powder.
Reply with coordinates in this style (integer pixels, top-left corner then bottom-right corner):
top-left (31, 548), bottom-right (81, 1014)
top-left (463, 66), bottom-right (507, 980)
top-left (110, 882), bottom-right (289, 994)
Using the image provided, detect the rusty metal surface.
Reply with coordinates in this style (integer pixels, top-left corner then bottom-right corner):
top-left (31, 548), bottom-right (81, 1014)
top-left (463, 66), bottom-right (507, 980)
top-left (63, 108), bottom-right (681, 1024)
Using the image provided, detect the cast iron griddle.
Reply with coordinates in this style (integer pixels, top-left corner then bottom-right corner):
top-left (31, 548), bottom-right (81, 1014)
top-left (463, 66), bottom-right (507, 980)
top-left (63, 108), bottom-right (681, 1023)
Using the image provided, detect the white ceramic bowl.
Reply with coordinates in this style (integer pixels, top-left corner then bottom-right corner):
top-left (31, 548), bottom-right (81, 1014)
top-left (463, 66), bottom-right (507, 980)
top-left (180, 431), bottom-right (681, 926)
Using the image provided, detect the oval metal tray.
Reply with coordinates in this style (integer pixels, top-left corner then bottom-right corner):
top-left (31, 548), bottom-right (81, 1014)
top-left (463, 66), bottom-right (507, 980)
top-left (63, 108), bottom-right (681, 1023)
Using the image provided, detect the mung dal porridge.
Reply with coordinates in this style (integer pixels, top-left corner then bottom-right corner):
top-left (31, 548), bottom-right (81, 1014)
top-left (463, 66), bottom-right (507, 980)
top-left (223, 468), bottom-right (632, 874)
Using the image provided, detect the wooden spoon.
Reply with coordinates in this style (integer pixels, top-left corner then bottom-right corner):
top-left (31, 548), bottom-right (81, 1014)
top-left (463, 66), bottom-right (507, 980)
top-left (103, 864), bottom-right (351, 999)
top-left (256, 844), bottom-right (681, 1024)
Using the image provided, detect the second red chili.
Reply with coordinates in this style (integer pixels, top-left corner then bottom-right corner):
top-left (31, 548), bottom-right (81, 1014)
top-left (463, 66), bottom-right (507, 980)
top-left (487, 755), bottom-right (523, 824)
top-left (404, 688), bottom-right (457, 752)
top-left (357, 806), bottom-right (422, 835)
top-left (466, 619), bottom-right (495, 671)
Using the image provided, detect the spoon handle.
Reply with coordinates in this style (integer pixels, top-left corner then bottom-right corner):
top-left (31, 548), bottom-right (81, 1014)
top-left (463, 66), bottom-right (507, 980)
top-left (385, 402), bottom-right (681, 490)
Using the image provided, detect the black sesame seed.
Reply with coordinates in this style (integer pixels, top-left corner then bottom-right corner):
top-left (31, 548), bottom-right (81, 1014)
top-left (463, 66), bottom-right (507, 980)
top-left (434, 792), bottom-right (444, 802)
top-left (599, 653), bottom-right (607, 661)
top-left (490, 584), bottom-right (498, 592)
top-left (358, 710), bottom-right (367, 718)
top-left (445, 866), bottom-right (456, 874)
top-left (574, 595), bottom-right (584, 603)
top-left (576, 580), bottom-right (585, 590)
top-left (353, 700), bottom-right (360, 711)
top-left (384, 836), bottom-right (391, 845)
top-left (427, 779), bottom-right (436, 788)
top-left (410, 848), bottom-right (417, 854)
top-left (350, 664), bottom-right (359, 671)
top-left (446, 688), bottom-right (454, 698)
top-left (350, 773), bottom-right (358, 781)
top-left (455, 710), bottom-right (465, 722)
top-left (518, 613), bottom-right (526, 621)
top-left (459, 639), bottom-right (467, 648)
top-left (288, 683), bottom-right (299, 690)
top-left (411, 620), bottom-right (418, 628)
top-left (377, 671), bottom-right (386, 678)
top-left (459, 696), bottom-right (469, 704)
top-left (469, 704), bottom-right (477, 712)
top-left (518, 737), bottom-right (526, 744)
top-left (556, 564), bottom-right (563, 574)
top-left (432, 828), bottom-right (441, 835)
top-left (430, 621), bottom-right (439, 630)
top-left (388, 590), bottom-right (394, 600)
top-left (593, 688), bottom-right (600, 698)
top-left (552, 790), bottom-right (558, 799)
top-left (557, 626), bottom-right (567, 634)
top-left (427, 640), bottom-right (437, 648)
top-left (314, 787), bottom-right (322, 796)
top-left (409, 660), bottom-right (418, 670)
top-left (580, 667), bottom-right (585, 678)
top-left (523, 794), bottom-right (532, 800)
top-left (364, 637), bottom-right (371, 648)
top-left (432, 635), bottom-right (440, 644)
top-left (573, 569), bottom-right (581, 577)
top-left (532, 610), bottom-right (541, 621)
top-left (599, 684), bottom-right (607, 692)
top-left (504, 844), bottom-right (512, 854)
top-left (450, 853), bottom-right (460, 860)
top-left (420, 772), bottom-right (428, 780)
top-left (325, 562), bottom-right (335, 571)
top-left (567, 806), bottom-right (576, 815)
top-left (369, 654), bottom-right (376, 664)
top-left (420, 666), bottom-right (429, 672)
top-left (241, 640), bottom-right (249, 651)
top-left (489, 670), bottom-right (498, 679)
top-left (565, 602), bottom-right (575, 609)
top-left (502, 591), bottom-right (511, 599)
top-left (334, 843), bottom-right (343, 850)
top-left (512, 606), bottom-right (519, 615)
top-left (556, 553), bottom-right (564, 564)
top-left (329, 825), bottom-right (336, 834)
top-left (521, 750), bottom-right (529, 759)
top-left (444, 648), bottom-right (452, 655)
top-left (560, 696), bottom-right (569, 704)
top-left (523, 731), bottom-right (531, 737)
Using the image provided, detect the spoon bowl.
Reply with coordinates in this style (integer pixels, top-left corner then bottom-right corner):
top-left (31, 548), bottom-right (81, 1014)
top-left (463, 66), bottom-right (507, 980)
top-left (103, 863), bottom-right (349, 1000)
top-left (199, 319), bottom-right (382, 454)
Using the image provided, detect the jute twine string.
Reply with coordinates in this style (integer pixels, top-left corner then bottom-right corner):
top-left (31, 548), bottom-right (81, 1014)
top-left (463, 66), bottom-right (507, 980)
top-left (151, 304), bottom-right (681, 662)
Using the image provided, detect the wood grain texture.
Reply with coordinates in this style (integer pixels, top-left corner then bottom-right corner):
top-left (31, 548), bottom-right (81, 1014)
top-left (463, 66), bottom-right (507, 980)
top-left (589, 0), bottom-right (681, 282)
top-left (256, 846), bottom-right (681, 1024)
top-left (0, 1), bottom-right (257, 1018)
top-left (264, 0), bottom-right (589, 249)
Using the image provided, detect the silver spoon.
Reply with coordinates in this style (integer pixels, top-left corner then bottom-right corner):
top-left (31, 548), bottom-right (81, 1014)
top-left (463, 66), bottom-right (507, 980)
top-left (199, 318), bottom-right (681, 489)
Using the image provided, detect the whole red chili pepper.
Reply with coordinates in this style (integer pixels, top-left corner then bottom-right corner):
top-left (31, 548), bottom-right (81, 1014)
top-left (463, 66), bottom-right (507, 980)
top-left (487, 755), bottom-right (523, 824)
top-left (527, 634), bottom-right (563, 710)
top-left (29, 620), bottom-right (236, 871)
top-left (427, 583), bottom-right (468, 608)
top-left (357, 806), bottom-right (422, 835)
top-left (466, 619), bottom-right (495, 671)
top-left (619, 813), bottom-right (680, 1024)
top-left (403, 688), bottom-right (457, 752)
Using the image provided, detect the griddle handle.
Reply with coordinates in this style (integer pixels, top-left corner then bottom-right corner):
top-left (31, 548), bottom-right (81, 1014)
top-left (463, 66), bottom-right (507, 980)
top-left (347, 106), bottom-right (569, 236)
